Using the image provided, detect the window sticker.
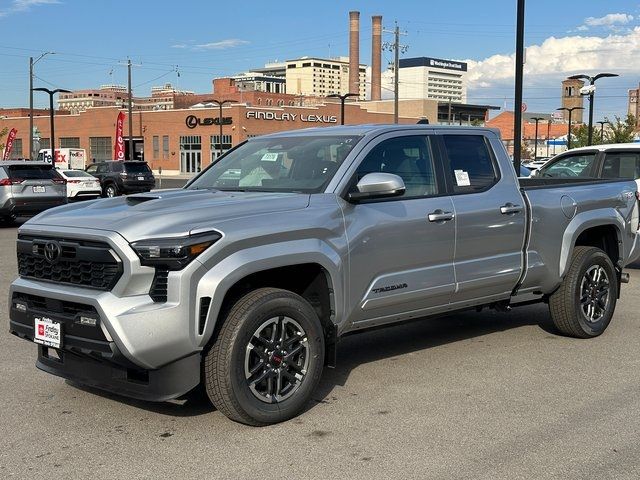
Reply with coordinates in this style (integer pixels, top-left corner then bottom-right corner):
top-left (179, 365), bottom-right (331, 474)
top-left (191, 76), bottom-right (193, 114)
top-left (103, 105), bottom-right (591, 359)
top-left (454, 169), bottom-right (471, 186)
top-left (261, 152), bottom-right (279, 162)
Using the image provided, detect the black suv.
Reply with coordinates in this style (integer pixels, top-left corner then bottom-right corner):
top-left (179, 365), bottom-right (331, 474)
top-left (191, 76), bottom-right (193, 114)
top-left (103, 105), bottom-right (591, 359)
top-left (86, 161), bottom-right (155, 197)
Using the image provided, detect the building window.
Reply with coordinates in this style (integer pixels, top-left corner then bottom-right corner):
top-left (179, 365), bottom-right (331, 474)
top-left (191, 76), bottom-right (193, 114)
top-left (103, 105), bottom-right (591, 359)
top-left (60, 137), bottom-right (80, 148)
top-left (8, 138), bottom-right (22, 158)
top-left (152, 135), bottom-right (159, 159)
top-left (162, 135), bottom-right (169, 159)
top-left (89, 136), bottom-right (112, 161)
top-left (210, 135), bottom-right (232, 162)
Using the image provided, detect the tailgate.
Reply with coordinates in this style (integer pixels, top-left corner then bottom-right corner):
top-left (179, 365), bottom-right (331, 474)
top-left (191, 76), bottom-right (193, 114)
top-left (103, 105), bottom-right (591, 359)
top-left (7, 165), bottom-right (65, 201)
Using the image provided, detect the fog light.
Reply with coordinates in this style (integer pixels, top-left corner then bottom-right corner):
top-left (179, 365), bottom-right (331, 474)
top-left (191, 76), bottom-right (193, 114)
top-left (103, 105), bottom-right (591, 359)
top-left (15, 302), bottom-right (27, 312)
top-left (79, 316), bottom-right (97, 327)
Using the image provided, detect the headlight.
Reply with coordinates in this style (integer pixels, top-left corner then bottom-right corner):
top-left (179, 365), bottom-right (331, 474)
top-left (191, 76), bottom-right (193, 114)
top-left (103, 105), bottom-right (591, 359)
top-left (130, 231), bottom-right (221, 270)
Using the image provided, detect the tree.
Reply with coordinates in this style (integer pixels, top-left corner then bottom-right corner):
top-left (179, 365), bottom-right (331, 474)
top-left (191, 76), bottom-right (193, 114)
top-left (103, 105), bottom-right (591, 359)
top-left (569, 123), bottom-right (600, 148)
top-left (604, 114), bottom-right (637, 144)
top-left (0, 127), bottom-right (8, 153)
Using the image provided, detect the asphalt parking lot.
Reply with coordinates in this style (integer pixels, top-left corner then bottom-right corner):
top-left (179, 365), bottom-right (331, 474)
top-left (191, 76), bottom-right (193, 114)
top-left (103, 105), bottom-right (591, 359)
top-left (1, 222), bottom-right (640, 480)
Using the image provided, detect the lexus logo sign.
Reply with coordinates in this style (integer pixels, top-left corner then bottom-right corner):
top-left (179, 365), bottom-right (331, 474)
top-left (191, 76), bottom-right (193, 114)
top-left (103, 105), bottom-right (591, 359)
top-left (43, 241), bottom-right (62, 264)
top-left (185, 115), bottom-right (233, 129)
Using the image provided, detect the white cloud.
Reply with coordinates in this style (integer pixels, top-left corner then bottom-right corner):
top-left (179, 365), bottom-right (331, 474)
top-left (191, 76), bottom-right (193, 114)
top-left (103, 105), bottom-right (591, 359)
top-left (0, 0), bottom-right (60, 17)
top-left (466, 27), bottom-right (640, 91)
top-left (170, 39), bottom-right (250, 51)
top-left (576, 13), bottom-right (634, 31)
top-left (194, 39), bottom-right (249, 50)
top-left (584, 13), bottom-right (633, 27)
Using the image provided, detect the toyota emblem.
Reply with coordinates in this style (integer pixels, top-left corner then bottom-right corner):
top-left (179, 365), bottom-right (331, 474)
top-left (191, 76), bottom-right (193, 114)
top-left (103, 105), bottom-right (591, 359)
top-left (43, 241), bottom-right (62, 264)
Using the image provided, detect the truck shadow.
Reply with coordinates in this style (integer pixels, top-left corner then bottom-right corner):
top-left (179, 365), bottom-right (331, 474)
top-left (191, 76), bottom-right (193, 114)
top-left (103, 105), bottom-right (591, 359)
top-left (311, 303), bottom-right (552, 409)
top-left (68, 303), bottom-right (552, 419)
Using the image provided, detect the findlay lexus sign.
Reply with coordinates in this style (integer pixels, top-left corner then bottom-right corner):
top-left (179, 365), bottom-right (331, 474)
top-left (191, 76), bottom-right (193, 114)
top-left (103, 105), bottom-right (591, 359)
top-left (246, 110), bottom-right (338, 123)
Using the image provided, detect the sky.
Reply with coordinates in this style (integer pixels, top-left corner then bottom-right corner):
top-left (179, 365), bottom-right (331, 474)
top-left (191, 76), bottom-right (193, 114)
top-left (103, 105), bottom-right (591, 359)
top-left (0, 0), bottom-right (639, 120)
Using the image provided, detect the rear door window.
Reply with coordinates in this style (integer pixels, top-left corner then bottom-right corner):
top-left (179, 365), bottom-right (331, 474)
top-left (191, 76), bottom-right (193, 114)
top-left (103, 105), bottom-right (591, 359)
top-left (124, 162), bottom-right (151, 174)
top-left (441, 135), bottom-right (498, 193)
top-left (601, 151), bottom-right (640, 179)
top-left (7, 165), bottom-right (56, 180)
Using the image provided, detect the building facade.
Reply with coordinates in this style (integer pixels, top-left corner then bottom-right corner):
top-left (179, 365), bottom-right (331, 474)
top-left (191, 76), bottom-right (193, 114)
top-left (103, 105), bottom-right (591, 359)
top-left (560, 78), bottom-right (585, 124)
top-left (628, 87), bottom-right (639, 127)
top-left (398, 57), bottom-right (468, 103)
top-left (285, 56), bottom-right (366, 99)
top-left (0, 102), bottom-right (418, 175)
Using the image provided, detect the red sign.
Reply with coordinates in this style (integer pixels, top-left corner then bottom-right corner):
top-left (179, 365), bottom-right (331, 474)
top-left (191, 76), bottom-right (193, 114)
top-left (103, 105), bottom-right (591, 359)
top-left (114, 112), bottom-right (125, 160)
top-left (3, 128), bottom-right (18, 160)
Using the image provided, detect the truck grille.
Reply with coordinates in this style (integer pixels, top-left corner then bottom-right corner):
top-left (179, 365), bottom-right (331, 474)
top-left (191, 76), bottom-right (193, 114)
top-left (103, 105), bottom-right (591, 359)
top-left (17, 235), bottom-right (123, 291)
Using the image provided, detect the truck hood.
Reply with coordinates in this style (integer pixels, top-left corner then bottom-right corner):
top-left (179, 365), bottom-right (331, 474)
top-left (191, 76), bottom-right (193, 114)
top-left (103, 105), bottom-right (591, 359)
top-left (26, 189), bottom-right (310, 241)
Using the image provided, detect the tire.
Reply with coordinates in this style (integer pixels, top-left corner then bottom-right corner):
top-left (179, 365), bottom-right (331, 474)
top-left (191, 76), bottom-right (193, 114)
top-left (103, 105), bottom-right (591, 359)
top-left (204, 287), bottom-right (325, 426)
top-left (104, 184), bottom-right (118, 198)
top-left (549, 246), bottom-right (618, 338)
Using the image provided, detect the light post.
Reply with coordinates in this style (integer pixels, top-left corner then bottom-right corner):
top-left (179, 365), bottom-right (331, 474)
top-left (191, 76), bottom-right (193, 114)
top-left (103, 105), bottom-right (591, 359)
top-left (546, 119), bottom-right (551, 157)
top-left (531, 117), bottom-right (544, 159)
top-left (596, 120), bottom-right (610, 143)
top-left (203, 99), bottom-right (235, 158)
top-left (567, 73), bottom-right (619, 146)
top-left (327, 93), bottom-right (359, 125)
top-left (29, 52), bottom-right (55, 160)
top-left (32, 87), bottom-right (71, 161)
top-left (556, 106), bottom-right (584, 150)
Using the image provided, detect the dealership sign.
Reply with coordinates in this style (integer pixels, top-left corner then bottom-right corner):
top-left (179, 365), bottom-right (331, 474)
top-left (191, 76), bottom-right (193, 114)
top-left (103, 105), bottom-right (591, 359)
top-left (246, 110), bottom-right (337, 123)
top-left (185, 115), bottom-right (233, 129)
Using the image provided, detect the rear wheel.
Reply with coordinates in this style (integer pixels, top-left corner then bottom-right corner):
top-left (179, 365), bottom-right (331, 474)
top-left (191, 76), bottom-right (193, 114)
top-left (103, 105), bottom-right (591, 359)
top-left (104, 184), bottom-right (118, 198)
top-left (204, 287), bottom-right (325, 425)
top-left (548, 246), bottom-right (618, 338)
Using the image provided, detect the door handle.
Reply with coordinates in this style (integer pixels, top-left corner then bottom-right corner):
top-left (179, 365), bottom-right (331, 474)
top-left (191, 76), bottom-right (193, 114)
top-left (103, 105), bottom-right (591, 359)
top-left (500, 203), bottom-right (523, 215)
top-left (428, 210), bottom-right (454, 222)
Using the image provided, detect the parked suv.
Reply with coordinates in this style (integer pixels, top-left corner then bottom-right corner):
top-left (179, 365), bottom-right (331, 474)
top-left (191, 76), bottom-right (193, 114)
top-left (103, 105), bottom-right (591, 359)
top-left (86, 161), bottom-right (155, 197)
top-left (0, 161), bottom-right (67, 222)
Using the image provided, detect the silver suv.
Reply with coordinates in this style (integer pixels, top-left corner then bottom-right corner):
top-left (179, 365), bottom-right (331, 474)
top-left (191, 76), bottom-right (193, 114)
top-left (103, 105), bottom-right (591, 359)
top-left (0, 161), bottom-right (67, 222)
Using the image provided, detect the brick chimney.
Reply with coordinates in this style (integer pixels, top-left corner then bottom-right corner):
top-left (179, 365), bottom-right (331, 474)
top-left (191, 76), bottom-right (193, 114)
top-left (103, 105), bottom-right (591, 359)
top-left (371, 15), bottom-right (382, 101)
top-left (349, 11), bottom-right (360, 97)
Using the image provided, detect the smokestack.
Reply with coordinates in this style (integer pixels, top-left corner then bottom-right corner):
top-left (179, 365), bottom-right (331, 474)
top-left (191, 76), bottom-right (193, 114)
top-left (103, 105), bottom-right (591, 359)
top-left (349, 11), bottom-right (360, 97)
top-left (371, 15), bottom-right (382, 101)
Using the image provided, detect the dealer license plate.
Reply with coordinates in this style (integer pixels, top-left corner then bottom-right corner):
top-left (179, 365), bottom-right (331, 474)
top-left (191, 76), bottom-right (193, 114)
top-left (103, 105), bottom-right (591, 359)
top-left (32, 186), bottom-right (46, 193)
top-left (137, 176), bottom-right (144, 180)
top-left (34, 317), bottom-right (62, 348)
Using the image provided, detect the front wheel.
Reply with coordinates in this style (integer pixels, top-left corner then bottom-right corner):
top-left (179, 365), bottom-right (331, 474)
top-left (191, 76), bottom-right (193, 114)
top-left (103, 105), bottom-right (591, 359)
top-left (204, 288), bottom-right (325, 425)
top-left (548, 246), bottom-right (618, 338)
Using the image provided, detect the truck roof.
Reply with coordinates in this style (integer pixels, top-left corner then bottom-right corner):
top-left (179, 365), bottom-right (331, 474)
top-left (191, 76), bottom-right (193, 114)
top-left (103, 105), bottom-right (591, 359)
top-left (254, 124), bottom-right (502, 139)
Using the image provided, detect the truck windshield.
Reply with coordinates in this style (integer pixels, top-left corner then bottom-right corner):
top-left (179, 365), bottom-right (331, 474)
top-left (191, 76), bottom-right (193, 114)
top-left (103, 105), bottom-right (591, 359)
top-left (187, 135), bottom-right (361, 193)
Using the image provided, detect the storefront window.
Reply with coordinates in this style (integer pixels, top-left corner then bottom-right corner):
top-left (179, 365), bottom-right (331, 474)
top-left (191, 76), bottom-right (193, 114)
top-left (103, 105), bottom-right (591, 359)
top-left (179, 135), bottom-right (201, 174)
top-left (60, 137), bottom-right (80, 148)
top-left (89, 137), bottom-right (112, 161)
top-left (152, 136), bottom-right (159, 159)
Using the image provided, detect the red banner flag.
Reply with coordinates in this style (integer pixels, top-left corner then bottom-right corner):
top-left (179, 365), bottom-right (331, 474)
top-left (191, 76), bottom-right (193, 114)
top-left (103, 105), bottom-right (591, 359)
top-left (114, 111), bottom-right (126, 160)
top-left (3, 128), bottom-right (18, 160)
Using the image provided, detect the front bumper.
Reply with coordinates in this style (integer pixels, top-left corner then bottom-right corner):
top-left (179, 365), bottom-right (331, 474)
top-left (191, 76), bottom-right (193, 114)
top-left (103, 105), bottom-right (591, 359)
top-left (9, 289), bottom-right (201, 401)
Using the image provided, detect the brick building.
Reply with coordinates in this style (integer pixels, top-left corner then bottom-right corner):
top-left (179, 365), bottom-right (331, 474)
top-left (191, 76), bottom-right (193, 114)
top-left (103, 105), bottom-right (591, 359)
top-left (486, 111), bottom-right (578, 157)
top-left (0, 101), bottom-right (420, 175)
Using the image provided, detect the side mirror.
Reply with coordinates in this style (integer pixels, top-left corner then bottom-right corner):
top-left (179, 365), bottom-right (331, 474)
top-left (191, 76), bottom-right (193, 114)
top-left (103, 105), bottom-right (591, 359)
top-left (347, 172), bottom-right (406, 202)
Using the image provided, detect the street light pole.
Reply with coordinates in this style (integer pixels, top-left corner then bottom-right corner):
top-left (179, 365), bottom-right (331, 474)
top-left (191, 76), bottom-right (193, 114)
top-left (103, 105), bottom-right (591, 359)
top-left (203, 99), bottom-right (236, 158)
top-left (546, 119), bottom-right (551, 157)
top-left (32, 87), bottom-right (71, 160)
top-left (596, 120), bottom-right (609, 143)
top-left (29, 52), bottom-right (54, 160)
top-left (327, 93), bottom-right (359, 125)
top-left (568, 73), bottom-right (619, 146)
top-left (531, 117), bottom-right (544, 159)
top-left (512, 0), bottom-right (526, 172)
top-left (556, 106), bottom-right (583, 150)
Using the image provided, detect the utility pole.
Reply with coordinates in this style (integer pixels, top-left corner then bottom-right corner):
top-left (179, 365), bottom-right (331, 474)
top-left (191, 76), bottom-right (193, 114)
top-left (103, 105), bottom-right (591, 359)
top-left (531, 117), bottom-right (544, 159)
top-left (127, 58), bottom-right (134, 160)
top-left (383, 22), bottom-right (408, 124)
top-left (513, 0), bottom-right (526, 172)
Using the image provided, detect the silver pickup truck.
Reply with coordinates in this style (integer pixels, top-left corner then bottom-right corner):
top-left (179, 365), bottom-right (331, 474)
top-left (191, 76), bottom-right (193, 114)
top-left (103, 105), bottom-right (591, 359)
top-left (9, 125), bottom-right (640, 425)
